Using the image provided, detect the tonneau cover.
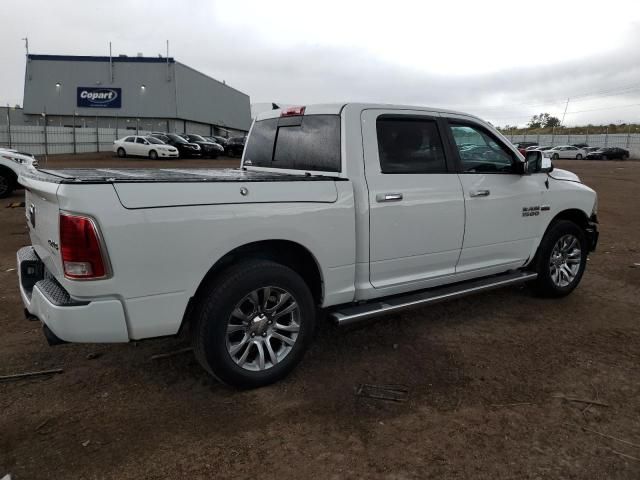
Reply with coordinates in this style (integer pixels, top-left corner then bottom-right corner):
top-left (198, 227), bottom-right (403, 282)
top-left (20, 168), bottom-right (341, 184)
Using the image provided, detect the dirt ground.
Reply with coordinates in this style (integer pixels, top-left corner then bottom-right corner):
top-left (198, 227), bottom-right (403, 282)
top-left (1, 154), bottom-right (639, 479)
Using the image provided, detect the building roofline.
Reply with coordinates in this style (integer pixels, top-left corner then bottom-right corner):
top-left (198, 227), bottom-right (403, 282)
top-left (27, 54), bottom-right (176, 64)
top-left (175, 62), bottom-right (248, 98)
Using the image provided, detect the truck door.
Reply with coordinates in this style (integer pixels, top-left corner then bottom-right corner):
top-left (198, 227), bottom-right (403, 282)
top-left (361, 109), bottom-right (465, 290)
top-left (442, 118), bottom-right (546, 274)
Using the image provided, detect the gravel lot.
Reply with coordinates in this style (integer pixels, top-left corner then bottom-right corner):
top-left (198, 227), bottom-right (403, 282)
top-left (1, 155), bottom-right (639, 479)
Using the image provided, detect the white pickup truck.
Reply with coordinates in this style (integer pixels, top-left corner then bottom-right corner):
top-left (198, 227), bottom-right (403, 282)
top-left (17, 104), bottom-right (598, 388)
top-left (0, 148), bottom-right (39, 198)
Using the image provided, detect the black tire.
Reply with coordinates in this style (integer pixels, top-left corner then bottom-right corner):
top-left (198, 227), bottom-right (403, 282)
top-left (530, 220), bottom-right (588, 297)
top-left (191, 259), bottom-right (316, 388)
top-left (622, 153), bottom-right (629, 160)
top-left (0, 171), bottom-right (16, 198)
top-left (117, 147), bottom-right (126, 158)
top-left (149, 150), bottom-right (158, 160)
top-left (552, 153), bottom-right (560, 160)
top-left (576, 154), bottom-right (583, 160)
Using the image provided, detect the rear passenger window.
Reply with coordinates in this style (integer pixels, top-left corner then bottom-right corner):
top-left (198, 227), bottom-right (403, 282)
top-left (376, 117), bottom-right (447, 173)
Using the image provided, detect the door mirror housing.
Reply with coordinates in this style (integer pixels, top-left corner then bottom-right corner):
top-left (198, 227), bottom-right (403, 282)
top-left (524, 150), bottom-right (554, 174)
top-left (513, 158), bottom-right (529, 175)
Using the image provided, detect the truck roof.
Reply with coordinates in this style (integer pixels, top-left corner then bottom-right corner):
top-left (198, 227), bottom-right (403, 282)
top-left (255, 103), bottom-right (484, 122)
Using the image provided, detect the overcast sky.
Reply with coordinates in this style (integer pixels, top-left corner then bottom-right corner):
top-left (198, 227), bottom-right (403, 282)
top-left (2, 0), bottom-right (640, 127)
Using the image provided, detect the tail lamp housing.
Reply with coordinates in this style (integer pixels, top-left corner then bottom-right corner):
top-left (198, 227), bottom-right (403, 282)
top-left (59, 213), bottom-right (110, 280)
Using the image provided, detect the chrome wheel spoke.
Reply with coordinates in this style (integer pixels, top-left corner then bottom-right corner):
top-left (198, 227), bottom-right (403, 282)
top-left (262, 287), bottom-right (272, 310)
top-left (265, 292), bottom-right (291, 313)
top-left (230, 334), bottom-right (250, 356)
top-left (271, 332), bottom-right (295, 346)
top-left (227, 323), bottom-right (245, 334)
top-left (274, 321), bottom-right (300, 333)
top-left (236, 341), bottom-right (253, 367)
top-left (255, 341), bottom-right (266, 370)
top-left (273, 301), bottom-right (298, 320)
top-left (265, 338), bottom-right (278, 366)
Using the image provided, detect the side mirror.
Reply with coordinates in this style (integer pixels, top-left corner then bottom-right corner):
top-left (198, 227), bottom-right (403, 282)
top-left (513, 158), bottom-right (528, 175)
top-left (523, 150), bottom-right (553, 174)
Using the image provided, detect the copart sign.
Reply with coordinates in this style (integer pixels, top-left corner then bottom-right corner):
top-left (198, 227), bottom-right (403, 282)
top-left (77, 87), bottom-right (122, 108)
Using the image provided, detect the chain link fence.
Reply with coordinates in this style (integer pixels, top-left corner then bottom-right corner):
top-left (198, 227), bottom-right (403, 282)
top-left (504, 133), bottom-right (640, 158)
top-left (0, 124), bottom-right (155, 156)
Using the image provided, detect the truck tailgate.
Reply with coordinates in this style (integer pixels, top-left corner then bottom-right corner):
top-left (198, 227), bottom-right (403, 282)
top-left (21, 176), bottom-right (64, 278)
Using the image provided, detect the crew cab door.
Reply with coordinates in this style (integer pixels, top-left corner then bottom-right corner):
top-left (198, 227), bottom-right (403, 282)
top-left (442, 118), bottom-right (546, 274)
top-left (361, 109), bottom-right (465, 290)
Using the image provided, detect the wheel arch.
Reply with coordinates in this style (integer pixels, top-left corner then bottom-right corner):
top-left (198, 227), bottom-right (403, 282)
top-left (180, 240), bottom-right (324, 334)
top-left (528, 208), bottom-right (591, 268)
top-left (0, 164), bottom-right (18, 185)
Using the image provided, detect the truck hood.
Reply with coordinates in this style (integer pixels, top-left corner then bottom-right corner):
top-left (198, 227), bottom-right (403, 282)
top-left (548, 168), bottom-right (581, 183)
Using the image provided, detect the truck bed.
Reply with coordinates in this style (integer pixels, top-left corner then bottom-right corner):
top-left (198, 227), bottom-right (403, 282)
top-left (20, 168), bottom-right (344, 184)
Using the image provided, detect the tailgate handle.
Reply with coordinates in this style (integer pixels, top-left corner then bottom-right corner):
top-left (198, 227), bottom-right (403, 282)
top-left (376, 193), bottom-right (403, 202)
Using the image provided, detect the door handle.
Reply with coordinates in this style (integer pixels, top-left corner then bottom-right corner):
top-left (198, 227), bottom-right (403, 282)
top-left (470, 189), bottom-right (490, 197)
top-left (376, 193), bottom-right (403, 202)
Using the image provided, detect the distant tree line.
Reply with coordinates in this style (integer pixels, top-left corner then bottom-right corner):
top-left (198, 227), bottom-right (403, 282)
top-left (497, 113), bottom-right (640, 135)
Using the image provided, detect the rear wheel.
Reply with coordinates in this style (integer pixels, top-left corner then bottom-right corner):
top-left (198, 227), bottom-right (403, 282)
top-left (576, 154), bottom-right (583, 160)
top-left (191, 259), bottom-right (316, 388)
top-left (622, 153), bottom-right (629, 160)
top-left (530, 220), bottom-right (588, 297)
top-left (0, 171), bottom-right (16, 198)
top-left (149, 150), bottom-right (158, 160)
top-left (552, 153), bottom-right (560, 160)
top-left (117, 147), bottom-right (126, 158)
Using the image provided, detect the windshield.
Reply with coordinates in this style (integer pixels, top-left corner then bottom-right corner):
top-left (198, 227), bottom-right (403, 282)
top-left (146, 137), bottom-right (164, 144)
top-left (189, 134), bottom-right (207, 142)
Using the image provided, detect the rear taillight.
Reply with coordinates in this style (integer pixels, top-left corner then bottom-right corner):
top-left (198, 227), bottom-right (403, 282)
top-left (59, 213), bottom-right (108, 279)
top-left (281, 106), bottom-right (305, 117)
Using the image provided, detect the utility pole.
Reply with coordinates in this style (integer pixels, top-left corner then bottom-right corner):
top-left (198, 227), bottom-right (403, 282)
top-left (560, 98), bottom-right (570, 127)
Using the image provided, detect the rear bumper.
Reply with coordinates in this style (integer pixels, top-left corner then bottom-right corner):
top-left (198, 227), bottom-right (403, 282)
top-left (17, 246), bottom-right (129, 343)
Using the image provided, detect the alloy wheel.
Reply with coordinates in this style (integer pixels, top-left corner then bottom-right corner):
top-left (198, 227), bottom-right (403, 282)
top-left (549, 234), bottom-right (582, 287)
top-left (226, 287), bottom-right (300, 371)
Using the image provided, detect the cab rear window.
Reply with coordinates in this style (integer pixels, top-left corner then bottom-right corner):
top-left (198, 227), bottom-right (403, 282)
top-left (244, 115), bottom-right (341, 172)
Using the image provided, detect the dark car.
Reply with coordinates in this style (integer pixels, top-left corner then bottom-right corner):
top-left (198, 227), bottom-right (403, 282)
top-left (585, 147), bottom-right (630, 160)
top-left (150, 133), bottom-right (202, 158)
top-left (209, 136), bottom-right (229, 148)
top-left (225, 136), bottom-right (246, 157)
top-left (572, 143), bottom-right (589, 148)
top-left (183, 134), bottom-right (224, 159)
top-left (513, 141), bottom-right (538, 156)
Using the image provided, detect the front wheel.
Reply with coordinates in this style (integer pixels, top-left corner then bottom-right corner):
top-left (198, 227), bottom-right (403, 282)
top-left (576, 154), bottom-right (583, 160)
top-left (117, 147), bottom-right (126, 158)
top-left (552, 153), bottom-right (560, 160)
top-left (622, 153), bottom-right (629, 160)
top-left (530, 220), bottom-right (588, 297)
top-left (191, 259), bottom-right (316, 388)
top-left (148, 150), bottom-right (158, 160)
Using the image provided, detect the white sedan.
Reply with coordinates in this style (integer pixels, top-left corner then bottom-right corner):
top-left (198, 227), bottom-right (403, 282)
top-left (113, 136), bottom-right (179, 159)
top-left (544, 145), bottom-right (586, 160)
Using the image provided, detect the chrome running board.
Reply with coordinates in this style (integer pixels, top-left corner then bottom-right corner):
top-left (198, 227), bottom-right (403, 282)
top-left (330, 270), bottom-right (537, 326)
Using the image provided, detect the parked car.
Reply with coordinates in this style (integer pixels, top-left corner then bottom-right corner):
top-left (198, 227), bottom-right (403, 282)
top-left (17, 103), bottom-right (598, 388)
top-left (544, 145), bottom-right (586, 160)
top-left (0, 148), bottom-right (38, 198)
top-left (183, 134), bottom-right (224, 159)
top-left (533, 146), bottom-right (553, 151)
top-left (150, 133), bottom-right (201, 158)
top-left (583, 147), bottom-right (600, 155)
top-left (209, 136), bottom-right (229, 148)
top-left (226, 136), bottom-right (246, 157)
top-left (572, 143), bottom-right (589, 148)
top-left (113, 136), bottom-right (179, 159)
top-left (512, 141), bottom-right (538, 156)
top-left (585, 147), bottom-right (630, 160)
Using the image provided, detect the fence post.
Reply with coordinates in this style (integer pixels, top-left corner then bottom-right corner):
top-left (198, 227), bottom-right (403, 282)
top-left (95, 116), bottom-right (99, 152)
top-left (6, 106), bottom-right (12, 149)
top-left (43, 115), bottom-right (49, 157)
top-left (605, 127), bottom-right (609, 147)
top-left (72, 112), bottom-right (77, 154)
top-left (115, 115), bottom-right (119, 141)
top-left (136, 118), bottom-right (139, 135)
top-left (586, 128), bottom-right (589, 146)
top-left (627, 124), bottom-right (631, 148)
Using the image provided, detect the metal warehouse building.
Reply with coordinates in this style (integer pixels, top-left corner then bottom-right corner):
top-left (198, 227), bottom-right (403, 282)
top-left (22, 54), bottom-right (251, 136)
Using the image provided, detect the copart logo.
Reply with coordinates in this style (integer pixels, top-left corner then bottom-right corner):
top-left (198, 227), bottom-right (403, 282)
top-left (77, 87), bottom-right (122, 108)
